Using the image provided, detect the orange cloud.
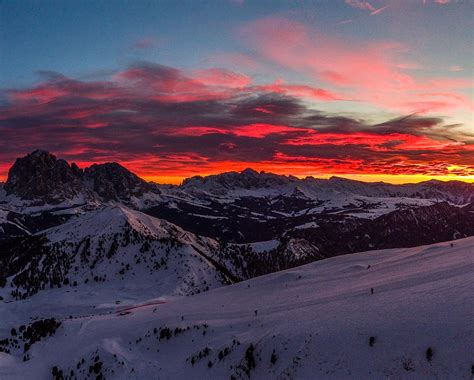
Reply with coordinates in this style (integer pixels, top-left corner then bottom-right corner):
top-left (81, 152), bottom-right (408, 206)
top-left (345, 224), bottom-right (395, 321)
top-left (1, 62), bottom-right (472, 183)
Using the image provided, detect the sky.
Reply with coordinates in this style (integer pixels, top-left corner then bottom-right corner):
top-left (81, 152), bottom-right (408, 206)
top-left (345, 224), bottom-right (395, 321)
top-left (0, 0), bottom-right (473, 184)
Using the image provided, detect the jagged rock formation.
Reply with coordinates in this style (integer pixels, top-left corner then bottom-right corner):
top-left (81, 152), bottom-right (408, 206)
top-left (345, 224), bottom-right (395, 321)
top-left (3, 151), bottom-right (159, 204)
top-left (4, 150), bottom-right (83, 203)
top-left (182, 168), bottom-right (296, 194)
top-left (84, 162), bottom-right (156, 202)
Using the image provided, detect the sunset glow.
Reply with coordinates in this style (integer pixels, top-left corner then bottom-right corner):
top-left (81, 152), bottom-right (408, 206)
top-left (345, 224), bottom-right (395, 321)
top-left (1, 0), bottom-right (472, 183)
top-left (1, 3), bottom-right (474, 377)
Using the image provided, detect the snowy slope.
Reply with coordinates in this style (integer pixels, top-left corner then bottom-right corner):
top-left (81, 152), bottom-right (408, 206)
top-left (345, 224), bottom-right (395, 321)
top-left (0, 205), bottom-right (229, 301)
top-left (1, 237), bottom-right (473, 379)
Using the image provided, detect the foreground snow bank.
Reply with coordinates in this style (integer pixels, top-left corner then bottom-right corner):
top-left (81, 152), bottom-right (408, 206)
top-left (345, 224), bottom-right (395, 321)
top-left (1, 237), bottom-right (473, 379)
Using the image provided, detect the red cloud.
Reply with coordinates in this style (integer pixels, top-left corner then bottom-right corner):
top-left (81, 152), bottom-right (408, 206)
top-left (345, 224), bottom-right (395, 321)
top-left (172, 124), bottom-right (303, 139)
top-left (192, 68), bottom-right (251, 88)
top-left (254, 82), bottom-right (341, 101)
top-left (0, 62), bottom-right (472, 182)
top-left (12, 86), bottom-right (68, 104)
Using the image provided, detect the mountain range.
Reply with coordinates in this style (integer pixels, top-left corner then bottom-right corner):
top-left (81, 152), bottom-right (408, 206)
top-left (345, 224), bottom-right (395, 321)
top-left (0, 150), bottom-right (473, 378)
top-left (1, 150), bottom-right (473, 293)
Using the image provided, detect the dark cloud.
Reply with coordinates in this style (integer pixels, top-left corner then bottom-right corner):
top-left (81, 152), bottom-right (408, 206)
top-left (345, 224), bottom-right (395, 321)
top-left (0, 62), bottom-right (472, 179)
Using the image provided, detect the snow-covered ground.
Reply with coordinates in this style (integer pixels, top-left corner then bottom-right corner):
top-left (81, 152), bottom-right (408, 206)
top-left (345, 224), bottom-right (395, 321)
top-left (1, 237), bottom-right (472, 379)
top-left (294, 221), bottom-right (319, 230)
top-left (0, 205), bottom-right (229, 303)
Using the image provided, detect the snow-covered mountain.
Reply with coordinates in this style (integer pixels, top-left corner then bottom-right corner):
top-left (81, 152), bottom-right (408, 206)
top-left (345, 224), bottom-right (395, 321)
top-left (1, 150), bottom-right (473, 284)
top-left (1, 237), bottom-right (473, 379)
top-left (0, 205), bottom-right (230, 301)
top-left (147, 168), bottom-right (474, 246)
top-left (181, 168), bottom-right (474, 204)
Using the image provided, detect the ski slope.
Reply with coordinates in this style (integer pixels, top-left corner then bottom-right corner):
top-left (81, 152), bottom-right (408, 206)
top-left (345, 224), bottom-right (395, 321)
top-left (0, 237), bottom-right (473, 379)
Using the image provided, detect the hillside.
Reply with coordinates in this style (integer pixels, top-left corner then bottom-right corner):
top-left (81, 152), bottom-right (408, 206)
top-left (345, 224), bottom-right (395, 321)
top-left (1, 237), bottom-right (473, 379)
top-left (0, 205), bottom-right (229, 301)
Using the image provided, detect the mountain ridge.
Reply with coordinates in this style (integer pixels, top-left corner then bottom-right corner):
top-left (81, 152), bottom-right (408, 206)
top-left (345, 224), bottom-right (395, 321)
top-left (0, 204), bottom-right (228, 300)
top-left (1, 149), bottom-right (473, 297)
top-left (3, 150), bottom-right (473, 204)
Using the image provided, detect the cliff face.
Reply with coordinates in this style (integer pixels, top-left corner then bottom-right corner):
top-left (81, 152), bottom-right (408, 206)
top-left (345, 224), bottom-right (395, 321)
top-left (4, 151), bottom-right (158, 204)
top-left (4, 150), bottom-right (83, 203)
top-left (83, 162), bottom-right (153, 202)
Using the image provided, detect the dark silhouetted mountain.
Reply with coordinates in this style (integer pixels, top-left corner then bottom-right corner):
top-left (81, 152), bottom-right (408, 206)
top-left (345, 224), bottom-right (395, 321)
top-left (84, 162), bottom-right (156, 202)
top-left (182, 168), bottom-right (295, 193)
top-left (3, 151), bottom-right (159, 204)
top-left (4, 150), bottom-right (83, 203)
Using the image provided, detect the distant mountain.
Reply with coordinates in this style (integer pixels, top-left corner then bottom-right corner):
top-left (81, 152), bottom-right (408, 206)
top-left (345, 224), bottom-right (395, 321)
top-left (181, 168), bottom-right (295, 193)
top-left (3, 150), bottom-right (473, 207)
top-left (182, 169), bottom-right (474, 204)
top-left (83, 162), bottom-right (158, 202)
top-left (1, 150), bottom-right (473, 289)
top-left (3, 151), bottom-right (159, 205)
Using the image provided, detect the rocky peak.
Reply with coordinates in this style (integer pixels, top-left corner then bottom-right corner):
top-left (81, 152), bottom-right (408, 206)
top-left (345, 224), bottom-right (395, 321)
top-left (83, 162), bottom-right (152, 201)
top-left (182, 168), bottom-right (293, 192)
top-left (240, 168), bottom-right (259, 176)
top-left (4, 150), bottom-right (83, 203)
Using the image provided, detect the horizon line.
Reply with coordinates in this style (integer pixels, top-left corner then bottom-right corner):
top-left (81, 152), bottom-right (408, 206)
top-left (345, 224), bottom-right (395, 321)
top-left (141, 173), bottom-right (474, 186)
top-left (1, 161), bottom-right (473, 187)
top-left (1, 150), bottom-right (473, 186)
